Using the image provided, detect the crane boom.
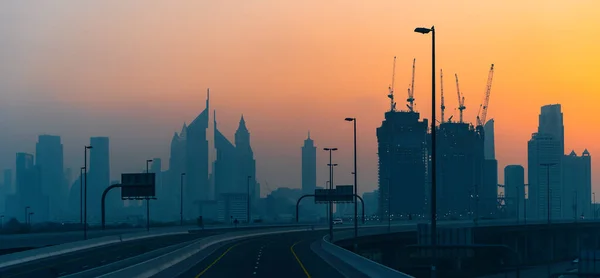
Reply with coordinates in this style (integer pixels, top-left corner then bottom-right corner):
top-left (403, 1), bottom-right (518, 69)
top-left (455, 73), bottom-right (466, 123)
top-left (440, 69), bottom-right (445, 123)
top-left (387, 56), bottom-right (397, 112)
top-left (477, 64), bottom-right (495, 126)
top-left (407, 58), bottom-right (416, 112)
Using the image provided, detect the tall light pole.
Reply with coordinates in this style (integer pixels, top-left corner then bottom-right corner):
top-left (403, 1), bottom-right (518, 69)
top-left (84, 145), bottom-right (92, 240)
top-left (247, 175), bottom-right (252, 224)
top-left (80, 166), bottom-right (85, 225)
top-left (28, 212), bottom-right (34, 225)
top-left (345, 117), bottom-right (358, 238)
top-left (324, 147), bottom-right (338, 241)
top-left (415, 25), bottom-right (437, 277)
top-left (146, 159), bottom-right (153, 232)
top-left (180, 173), bottom-right (185, 226)
top-left (25, 206), bottom-right (30, 224)
top-left (541, 163), bottom-right (556, 225)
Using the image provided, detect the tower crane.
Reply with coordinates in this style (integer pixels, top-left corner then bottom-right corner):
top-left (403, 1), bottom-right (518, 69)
top-left (476, 64), bottom-right (495, 127)
top-left (455, 73), bottom-right (466, 123)
top-left (387, 56), bottom-right (397, 112)
top-left (440, 69), bottom-right (445, 123)
top-left (407, 58), bottom-right (416, 112)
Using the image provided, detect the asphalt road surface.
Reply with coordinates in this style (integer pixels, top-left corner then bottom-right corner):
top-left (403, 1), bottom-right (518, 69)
top-left (179, 231), bottom-right (346, 278)
top-left (0, 233), bottom-right (208, 278)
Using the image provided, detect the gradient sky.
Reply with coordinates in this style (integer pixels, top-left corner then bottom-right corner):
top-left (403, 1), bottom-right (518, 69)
top-left (1, 1), bottom-right (599, 196)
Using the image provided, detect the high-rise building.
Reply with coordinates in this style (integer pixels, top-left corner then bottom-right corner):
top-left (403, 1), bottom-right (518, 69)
top-left (36, 135), bottom-right (64, 220)
top-left (14, 152), bottom-right (48, 222)
top-left (528, 133), bottom-right (562, 220)
top-left (484, 119), bottom-right (496, 160)
top-left (213, 110), bottom-right (238, 196)
top-left (301, 132), bottom-right (316, 196)
top-left (168, 124), bottom-right (187, 220)
top-left (504, 165), bottom-right (525, 219)
top-left (437, 123), bottom-right (485, 217)
top-left (377, 110), bottom-right (428, 219)
top-left (563, 150), bottom-right (592, 218)
top-left (538, 104), bottom-right (564, 154)
top-left (89, 137), bottom-right (110, 222)
top-left (235, 115), bottom-right (257, 211)
top-left (185, 90), bottom-right (210, 215)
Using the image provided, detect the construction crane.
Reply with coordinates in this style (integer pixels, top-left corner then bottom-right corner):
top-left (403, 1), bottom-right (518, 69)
top-left (455, 73), bottom-right (466, 123)
top-left (476, 64), bottom-right (495, 127)
top-left (387, 56), bottom-right (397, 112)
top-left (407, 58), bottom-right (416, 112)
top-left (440, 69), bottom-right (445, 123)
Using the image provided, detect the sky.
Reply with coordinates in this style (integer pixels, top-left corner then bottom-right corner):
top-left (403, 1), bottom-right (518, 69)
top-left (0, 1), bottom-right (599, 196)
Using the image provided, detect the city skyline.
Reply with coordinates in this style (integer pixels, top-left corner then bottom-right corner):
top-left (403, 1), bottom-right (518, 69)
top-left (1, 1), bottom-right (598, 196)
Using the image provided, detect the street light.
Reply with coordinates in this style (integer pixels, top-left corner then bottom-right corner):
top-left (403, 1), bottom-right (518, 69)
top-left (324, 147), bottom-right (338, 241)
top-left (540, 163), bottom-right (557, 225)
top-left (180, 173), bottom-right (186, 226)
top-left (84, 145), bottom-right (93, 240)
top-left (80, 166), bottom-right (85, 225)
top-left (28, 212), bottom-right (34, 225)
top-left (345, 117), bottom-right (359, 238)
top-left (414, 25), bottom-right (437, 277)
top-left (247, 175), bottom-right (252, 224)
top-left (146, 159), bottom-right (153, 232)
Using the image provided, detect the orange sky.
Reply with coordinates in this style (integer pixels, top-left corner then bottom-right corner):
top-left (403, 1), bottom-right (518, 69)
top-left (2, 1), bottom-right (599, 195)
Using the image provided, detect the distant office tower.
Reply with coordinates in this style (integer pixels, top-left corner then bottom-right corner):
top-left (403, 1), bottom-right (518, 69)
top-left (362, 190), bottom-right (379, 217)
top-left (214, 111), bottom-right (238, 196)
top-left (437, 123), bottom-right (485, 217)
top-left (185, 90), bottom-right (210, 215)
top-left (169, 124), bottom-right (187, 220)
top-left (528, 133), bottom-right (562, 220)
top-left (505, 165), bottom-right (525, 219)
top-left (36, 135), bottom-right (64, 220)
top-left (538, 104), bottom-right (564, 154)
top-left (377, 109), bottom-right (428, 219)
top-left (150, 158), bottom-right (162, 193)
top-left (484, 119), bottom-right (495, 160)
top-left (301, 132), bottom-right (316, 195)
top-left (235, 115), bottom-right (257, 211)
top-left (15, 152), bottom-right (48, 222)
top-left (563, 150), bottom-right (592, 219)
top-left (64, 168), bottom-right (72, 188)
top-left (89, 137), bottom-right (110, 222)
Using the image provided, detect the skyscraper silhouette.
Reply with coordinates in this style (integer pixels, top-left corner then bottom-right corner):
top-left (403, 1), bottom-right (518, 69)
top-left (301, 131), bottom-right (316, 196)
top-left (504, 165), bottom-right (525, 219)
top-left (89, 137), bottom-right (110, 222)
top-left (528, 133), bottom-right (562, 220)
top-left (35, 135), bottom-right (64, 221)
top-left (538, 104), bottom-right (564, 154)
top-left (185, 90), bottom-right (210, 215)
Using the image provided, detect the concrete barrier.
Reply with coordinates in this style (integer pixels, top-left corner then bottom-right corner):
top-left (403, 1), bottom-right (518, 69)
top-left (97, 227), bottom-right (316, 278)
top-left (321, 235), bottom-right (415, 278)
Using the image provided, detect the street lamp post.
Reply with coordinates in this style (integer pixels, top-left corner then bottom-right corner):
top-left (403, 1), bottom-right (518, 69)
top-left (180, 173), bottom-right (185, 226)
top-left (247, 175), bottom-right (252, 224)
top-left (28, 212), bottom-right (34, 225)
top-left (84, 145), bottom-right (93, 240)
top-left (540, 163), bottom-right (556, 225)
top-left (324, 147), bottom-right (338, 241)
top-left (345, 117), bottom-right (358, 238)
top-left (414, 25), bottom-right (437, 277)
top-left (146, 159), bottom-right (153, 232)
top-left (80, 167), bottom-right (85, 225)
top-left (25, 206), bottom-right (30, 224)
top-left (1, 215), bottom-right (4, 229)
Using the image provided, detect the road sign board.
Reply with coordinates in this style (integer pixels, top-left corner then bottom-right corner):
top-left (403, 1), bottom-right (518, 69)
top-left (335, 185), bottom-right (354, 202)
top-left (121, 173), bottom-right (155, 199)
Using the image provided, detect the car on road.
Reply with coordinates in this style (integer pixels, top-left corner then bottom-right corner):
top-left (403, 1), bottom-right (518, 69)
top-left (332, 218), bottom-right (343, 225)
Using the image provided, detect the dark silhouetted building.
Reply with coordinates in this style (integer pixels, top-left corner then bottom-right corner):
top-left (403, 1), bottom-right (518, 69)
top-left (538, 104), bottom-right (564, 154)
top-left (301, 132), bottom-right (316, 196)
top-left (528, 133), bottom-right (562, 220)
top-left (504, 165), bottom-right (525, 219)
top-left (185, 90), bottom-right (210, 215)
top-left (484, 119), bottom-right (495, 160)
top-left (89, 137), bottom-right (110, 222)
top-left (36, 135), bottom-right (64, 221)
top-left (563, 150), bottom-right (592, 218)
top-left (167, 124), bottom-right (187, 220)
top-left (377, 110), bottom-right (428, 219)
top-left (235, 115), bottom-right (257, 207)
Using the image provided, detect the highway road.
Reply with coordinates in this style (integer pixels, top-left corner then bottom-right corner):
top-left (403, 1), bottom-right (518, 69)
top-left (0, 232), bottom-right (208, 278)
top-left (176, 230), bottom-right (360, 278)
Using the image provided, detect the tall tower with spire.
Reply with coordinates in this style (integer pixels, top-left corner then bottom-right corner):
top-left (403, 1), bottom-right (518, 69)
top-left (184, 89), bottom-right (210, 216)
top-left (235, 115), bottom-right (257, 203)
top-left (301, 131), bottom-right (316, 195)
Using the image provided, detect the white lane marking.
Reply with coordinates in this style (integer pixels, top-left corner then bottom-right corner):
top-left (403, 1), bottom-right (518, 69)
top-left (58, 272), bottom-right (67, 276)
top-left (253, 272), bottom-right (257, 275)
top-left (82, 265), bottom-right (89, 269)
top-left (100, 260), bottom-right (106, 263)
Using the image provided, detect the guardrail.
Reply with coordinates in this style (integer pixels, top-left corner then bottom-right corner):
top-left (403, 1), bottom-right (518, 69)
top-left (0, 229), bottom-right (188, 270)
top-left (97, 226), bottom-right (316, 278)
top-left (321, 235), bottom-right (415, 278)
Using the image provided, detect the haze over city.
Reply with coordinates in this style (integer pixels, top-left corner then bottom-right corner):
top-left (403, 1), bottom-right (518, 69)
top-left (1, 0), bottom-right (599, 195)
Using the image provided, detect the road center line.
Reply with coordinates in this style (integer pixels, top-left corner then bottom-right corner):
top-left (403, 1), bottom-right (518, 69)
top-left (291, 241), bottom-right (311, 278)
top-left (195, 242), bottom-right (244, 277)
